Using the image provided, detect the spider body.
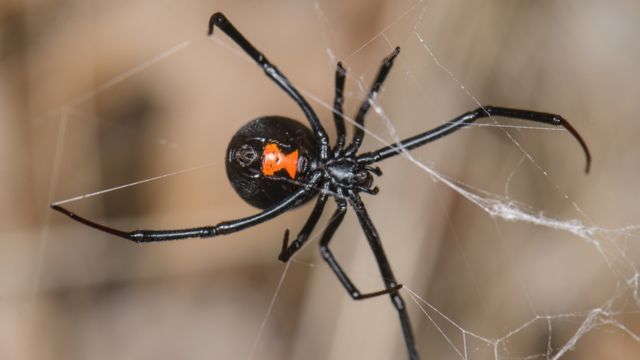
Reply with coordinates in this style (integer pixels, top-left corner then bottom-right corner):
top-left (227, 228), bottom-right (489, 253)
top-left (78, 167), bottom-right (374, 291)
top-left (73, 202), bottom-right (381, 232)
top-left (51, 12), bottom-right (592, 360)
top-left (226, 113), bottom-right (384, 209)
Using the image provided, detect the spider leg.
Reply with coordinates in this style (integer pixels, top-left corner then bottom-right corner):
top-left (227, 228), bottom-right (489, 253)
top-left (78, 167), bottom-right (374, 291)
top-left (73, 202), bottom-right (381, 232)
top-left (319, 196), bottom-right (402, 300)
top-left (357, 185), bottom-right (379, 195)
top-left (347, 190), bottom-right (419, 360)
top-left (344, 47), bottom-right (400, 157)
top-left (358, 106), bottom-right (592, 173)
top-left (278, 184), bottom-right (330, 262)
top-left (332, 62), bottom-right (347, 156)
top-left (366, 166), bottom-right (383, 176)
top-left (208, 12), bottom-right (330, 159)
top-left (51, 172), bottom-right (322, 243)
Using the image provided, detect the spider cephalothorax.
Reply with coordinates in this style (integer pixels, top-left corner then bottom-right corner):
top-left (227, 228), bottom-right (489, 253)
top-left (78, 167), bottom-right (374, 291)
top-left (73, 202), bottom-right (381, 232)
top-left (322, 157), bottom-right (381, 194)
top-left (51, 12), bottom-right (591, 360)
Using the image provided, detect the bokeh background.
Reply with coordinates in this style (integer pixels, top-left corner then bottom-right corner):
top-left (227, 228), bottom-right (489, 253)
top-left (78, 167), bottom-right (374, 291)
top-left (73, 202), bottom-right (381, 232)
top-left (2, 0), bottom-right (639, 359)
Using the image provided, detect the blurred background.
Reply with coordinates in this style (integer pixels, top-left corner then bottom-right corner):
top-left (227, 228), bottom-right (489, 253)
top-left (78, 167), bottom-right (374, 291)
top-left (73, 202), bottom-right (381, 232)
top-left (1, 0), bottom-right (639, 359)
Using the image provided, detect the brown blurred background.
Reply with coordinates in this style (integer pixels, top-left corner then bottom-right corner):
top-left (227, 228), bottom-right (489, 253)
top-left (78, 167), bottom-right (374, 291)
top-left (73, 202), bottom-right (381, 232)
top-left (1, 0), bottom-right (639, 359)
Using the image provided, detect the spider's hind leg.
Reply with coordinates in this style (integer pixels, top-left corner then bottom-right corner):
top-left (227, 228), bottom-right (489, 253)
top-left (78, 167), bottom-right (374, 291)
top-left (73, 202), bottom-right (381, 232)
top-left (208, 12), bottom-right (330, 159)
top-left (348, 190), bottom-right (419, 360)
top-left (319, 198), bottom-right (402, 300)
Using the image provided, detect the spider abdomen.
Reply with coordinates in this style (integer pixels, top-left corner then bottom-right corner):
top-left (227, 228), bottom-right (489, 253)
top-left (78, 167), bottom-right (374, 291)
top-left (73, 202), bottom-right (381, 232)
top-left (225, 116), bottom-right (320, 209)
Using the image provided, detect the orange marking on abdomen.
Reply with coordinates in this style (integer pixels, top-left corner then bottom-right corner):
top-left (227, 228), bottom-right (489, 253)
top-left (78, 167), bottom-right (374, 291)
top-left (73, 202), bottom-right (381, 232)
top-left (262, 143), bottom-right (299, 178)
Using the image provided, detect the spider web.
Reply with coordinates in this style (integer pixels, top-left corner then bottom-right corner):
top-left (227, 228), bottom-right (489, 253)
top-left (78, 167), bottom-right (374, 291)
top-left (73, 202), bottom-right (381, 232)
top-left (274, 2), bottom-right (640, 359)
top-left (8, 0), bottom-right (639, 359)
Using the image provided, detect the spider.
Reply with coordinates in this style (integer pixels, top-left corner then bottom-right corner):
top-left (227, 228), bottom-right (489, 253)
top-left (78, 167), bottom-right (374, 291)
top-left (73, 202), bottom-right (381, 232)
top-left (51, 12), bottom-right (592, 360)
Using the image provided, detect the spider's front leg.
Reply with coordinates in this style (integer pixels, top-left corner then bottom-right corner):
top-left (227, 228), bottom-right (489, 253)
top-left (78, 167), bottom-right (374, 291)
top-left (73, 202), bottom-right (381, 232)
top-left (358, 106), bottom-right (592, 173)
top-left (332, 61), bottom-right (347, 156)
top-left (344, 47), bottom-right (400, 156)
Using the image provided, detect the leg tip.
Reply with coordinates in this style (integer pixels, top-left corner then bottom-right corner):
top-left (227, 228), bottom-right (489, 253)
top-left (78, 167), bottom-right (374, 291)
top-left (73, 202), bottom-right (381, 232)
top-left (208, 12), bottom-right (226, 35)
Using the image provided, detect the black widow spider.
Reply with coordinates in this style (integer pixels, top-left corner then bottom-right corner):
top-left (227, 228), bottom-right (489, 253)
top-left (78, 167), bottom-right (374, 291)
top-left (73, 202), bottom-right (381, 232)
top-left (51, 12), bottom-right (592, 360)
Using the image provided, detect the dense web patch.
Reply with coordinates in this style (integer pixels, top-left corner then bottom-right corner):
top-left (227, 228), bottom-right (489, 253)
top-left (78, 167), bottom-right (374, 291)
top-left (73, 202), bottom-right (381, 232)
top-left (39, 1), bottom-right (640, 359)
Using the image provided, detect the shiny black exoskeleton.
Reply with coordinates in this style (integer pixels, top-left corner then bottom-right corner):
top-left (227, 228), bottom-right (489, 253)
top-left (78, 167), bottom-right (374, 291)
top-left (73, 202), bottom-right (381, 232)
top-left (226, 115), bottom-right (385, 209)
top-left (226, 116), bottom-right (318, 209)
top-left (323, 157), bottom-right (381, 194)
